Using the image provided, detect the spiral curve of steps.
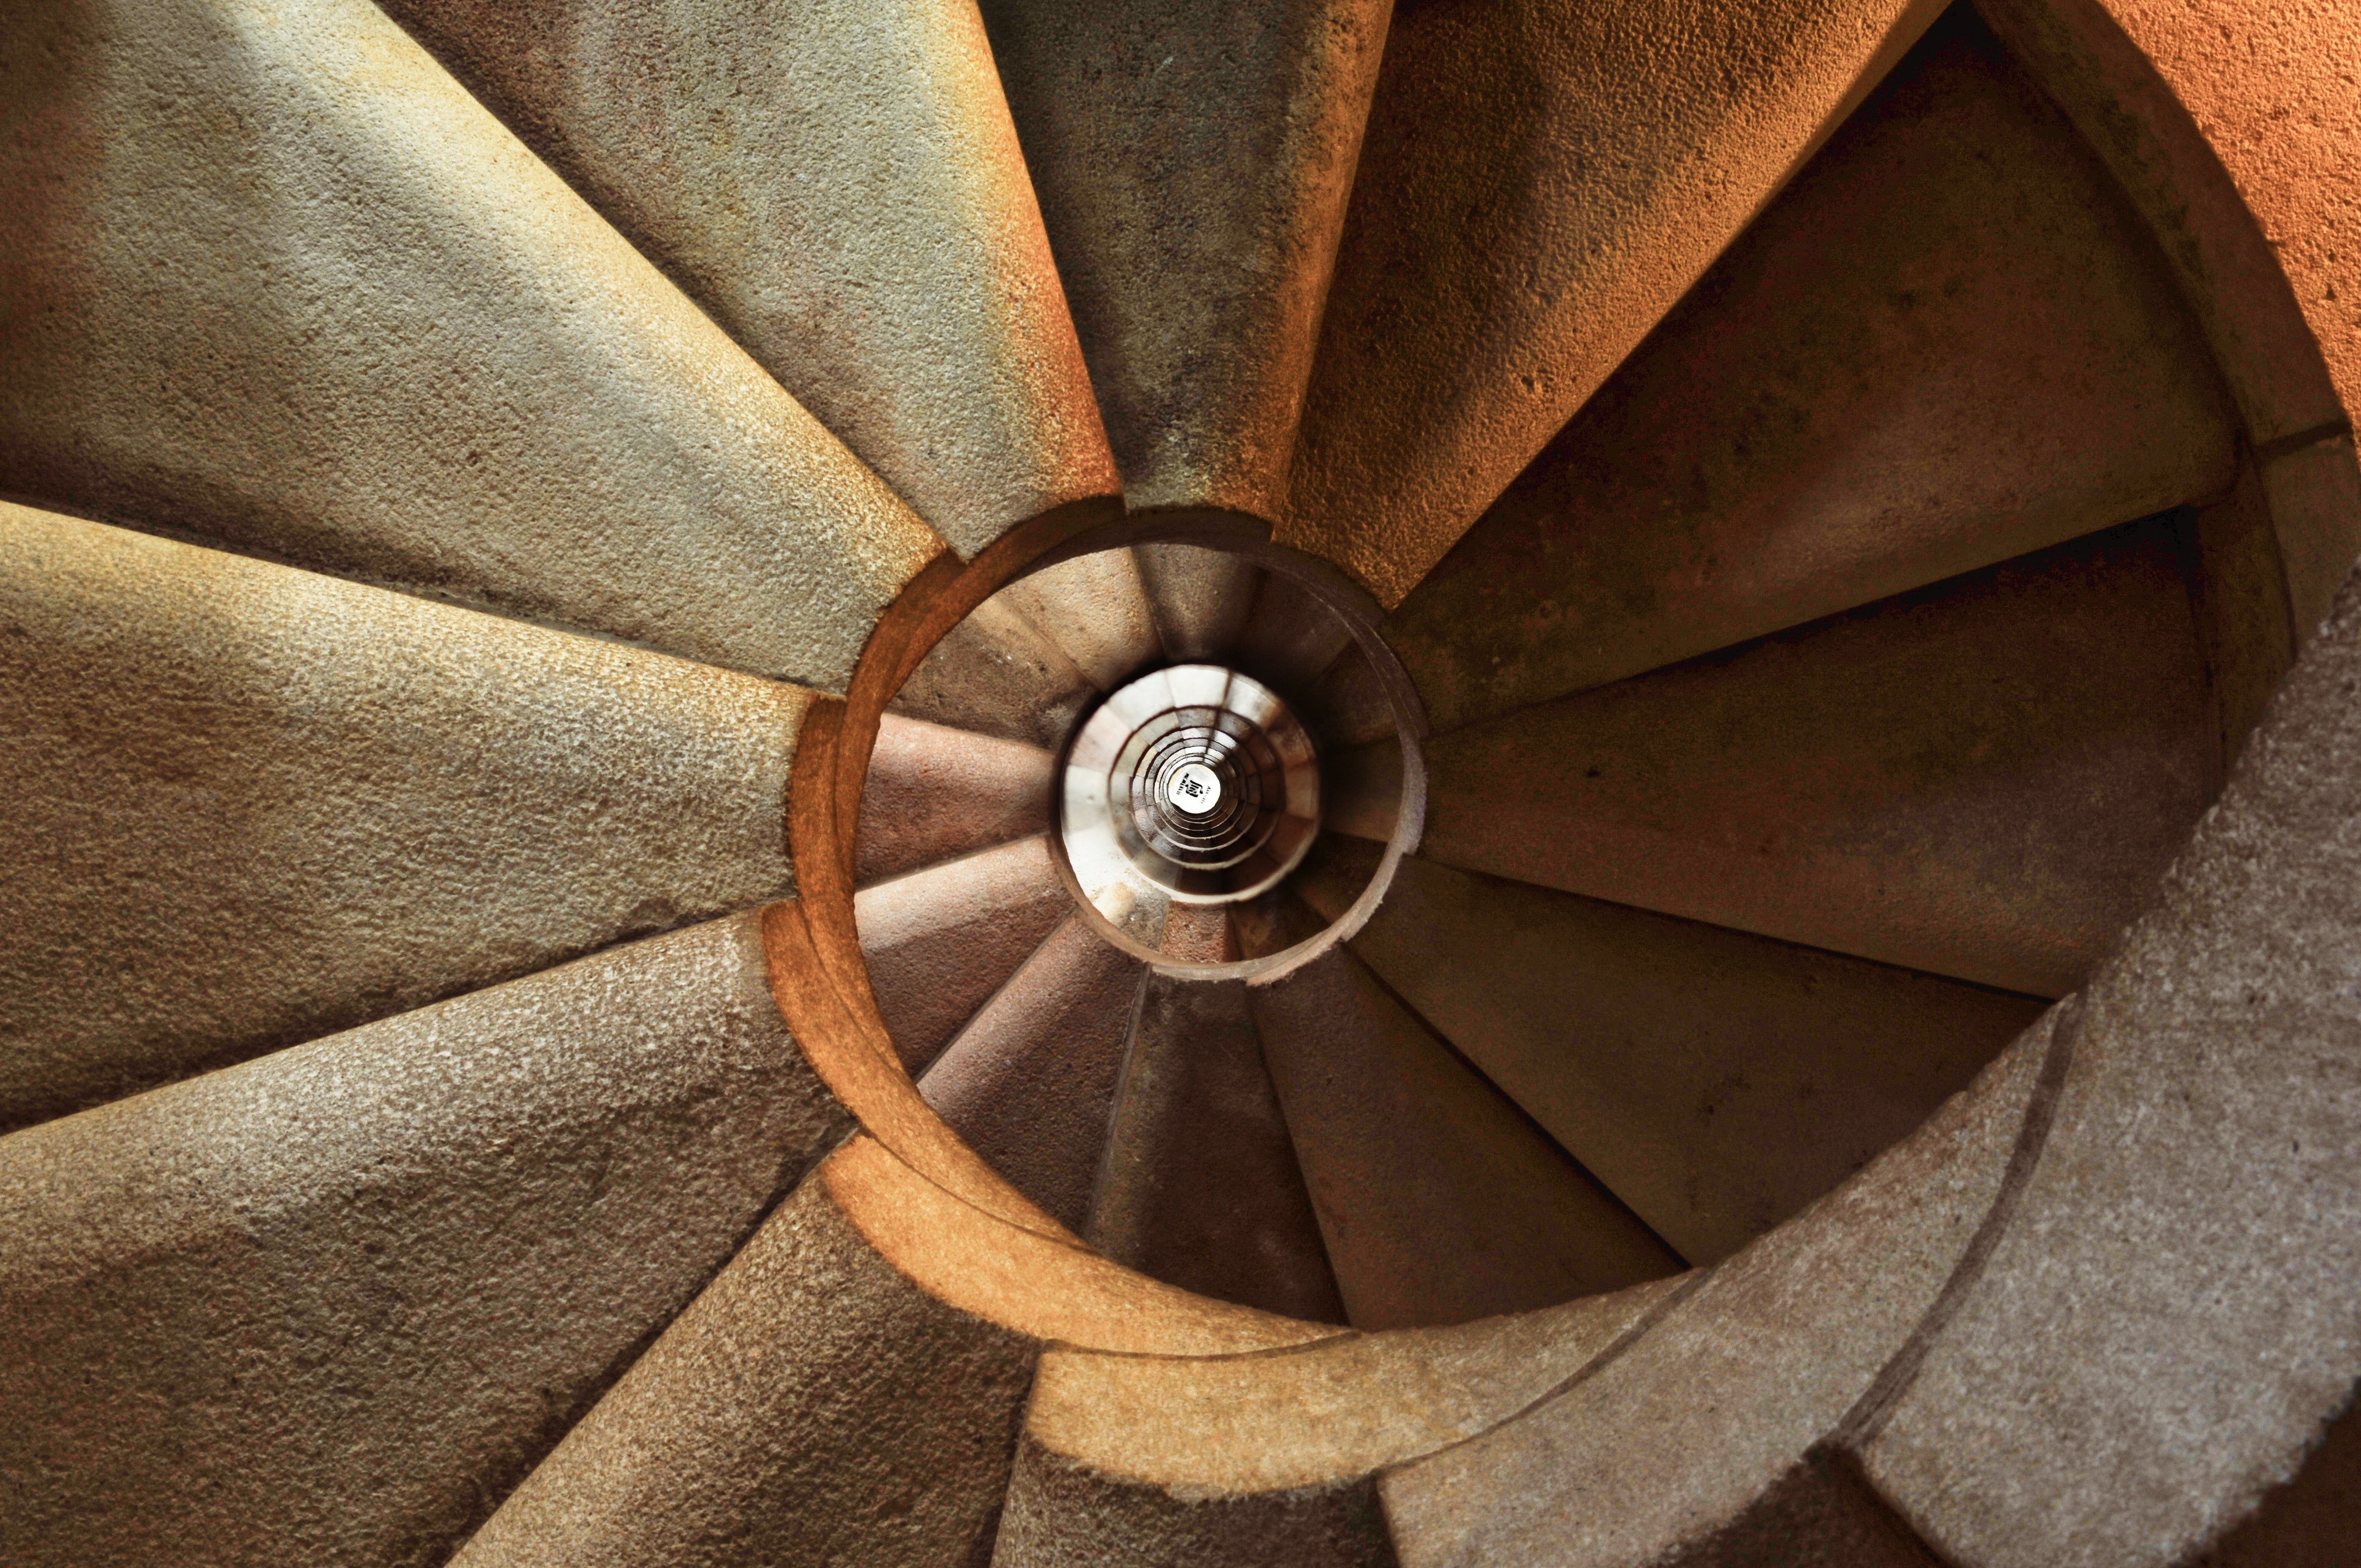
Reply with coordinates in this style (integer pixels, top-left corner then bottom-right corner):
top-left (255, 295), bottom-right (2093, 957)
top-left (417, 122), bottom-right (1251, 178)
top-left (4, 0), bottom-right (2361, 1562)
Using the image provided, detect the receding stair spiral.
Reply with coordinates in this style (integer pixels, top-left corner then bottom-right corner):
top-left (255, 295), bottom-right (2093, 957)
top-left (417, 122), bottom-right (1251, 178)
top-left (4, 0), bottom-right (2361, 1565)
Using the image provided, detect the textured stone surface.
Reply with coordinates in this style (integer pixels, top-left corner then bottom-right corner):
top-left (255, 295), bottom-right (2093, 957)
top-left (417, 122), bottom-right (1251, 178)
top-left (0, 0), bottom-right (938, 688)
top-left (1411, 515), bottom-right (2217, 995)
top-left (1251, 940), bottom-right (1683, 1327)
top-left (380, 0), bottom-right (1116, 557)
top-left (0, 913), bottom-right (847, 1567)
top-left (450, 1163), bottom-right (1034, 1568)
top-left (893, 593), bottom-right (1098, 748)
top-left (1133, 543), bottom-right (1264, 663)
top-left (857, 714), bottom-right (1056, 886)
top-left (1088, 976), bottom-right (1345, 1322)
top-left (999, 547), bottom-right (1166, 691)
top-left (0, 505), bottom-right (809, 1130)
top-left (920, 918), bottom-right (1144, 1232)
top-left (1378, 10), bottom-right (2236, 733)
top-left (1280, 0), bottom-right (1945, 602)
top-left (1381, 1015), bottom-right (2054, 1565)
top-left (1301, 847), bottom-right (2043, 1265)
top-left (980, 0), bottom-right (1391, 516)
top-left (857, 836), bottom-right (1075, 1076)
top-left (1856, 565), bottom-right (2361, 1565)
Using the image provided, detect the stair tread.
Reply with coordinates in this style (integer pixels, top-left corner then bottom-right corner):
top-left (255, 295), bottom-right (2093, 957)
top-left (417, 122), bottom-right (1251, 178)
top-left (0, 0), bottom-right (937, 689)
top-left (857, 715), bottom-right (1057, 889)
top-left (0, 504), bottom-right (813, 1131)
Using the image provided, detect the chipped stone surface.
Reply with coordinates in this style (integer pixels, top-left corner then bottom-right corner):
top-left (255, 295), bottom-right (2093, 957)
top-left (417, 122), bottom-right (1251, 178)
top-left (0, 0), bottom-right (938, 687)
top-left (1858, 565), bottom-right (2361, 1566)
top-left (0, 913), bottom-right (847, 1566)
top-left (0, 505), bottom-right (810, 1129)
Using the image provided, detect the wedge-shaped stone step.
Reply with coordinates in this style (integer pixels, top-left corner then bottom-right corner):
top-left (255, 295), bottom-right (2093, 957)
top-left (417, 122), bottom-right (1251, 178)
top-left (1133, 542), bottom-right (1265, 663)
top-left (893, 594), bottom-right (1098, 749)
top-left (858, 836), bottom-right (1075, 1077)
top-left (1299, 846), bottom-right (2046, 1265)
top-left (1403, 513), bottom-right (2217, 997)
top-left (1249, 916), bottom-right (1683, 1327)
top-left (997, 548), bottom-right (1167, 692)
top-left (0, 0), bottom-right (938, 688)
top-left (0, 505), bottom-right (810, 1129)
top-left (920, 918), bottom-right (1145, 1232)
top-left (381, 0), bottom-right (1116, 557)
top-left (454, 1135), bottom-right (1330, 1566)
top-left (0, 913), bottom-right (848, 1567)
top-left (1378, 8), bottom-right (2237, 734)
top-left (980, 0), bottom-right (1392, 516)
top-left (1282, 0), bottom-right (1948, 602)
top-left (1089, 975), bottom-right (1346, 1323)
top-left (858, 715), bottom-right (1056, 888)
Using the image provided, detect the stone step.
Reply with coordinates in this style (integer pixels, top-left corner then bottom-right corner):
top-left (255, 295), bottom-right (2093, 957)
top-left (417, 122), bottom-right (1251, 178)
top-left (1401, 511), bottom-right (2218, 997)
top-left (1299, 843), bottom-right (2046, 1266)
top-left (0, 913), bottom-right (848, 1566)
top-left (1280, 0), bottom-right (1950, 605)
top-left (1088, 974), bottom-right (1346, 1323)
top-left (1378, 7), bottom-right (2236, 733)
top-left (0, 0), bottom-right (939, 690)
top-left (978, 0), bottom-right (1392, 519)
top-left (0, 504), bottom-right (812, 1131)
top-left (857, 836), bottom-right (1075, 1077)
top-left (857, 715), bottom-right (1057, 888)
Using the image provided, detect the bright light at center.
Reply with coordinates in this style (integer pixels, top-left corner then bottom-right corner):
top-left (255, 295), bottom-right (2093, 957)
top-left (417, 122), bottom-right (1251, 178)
top-left (1164, 761), bottom-right (1222, 815)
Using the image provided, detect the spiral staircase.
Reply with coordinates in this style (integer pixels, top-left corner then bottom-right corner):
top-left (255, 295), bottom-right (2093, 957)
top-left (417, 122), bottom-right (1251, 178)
top-left (6, 0), bottom-right (2361, 1561)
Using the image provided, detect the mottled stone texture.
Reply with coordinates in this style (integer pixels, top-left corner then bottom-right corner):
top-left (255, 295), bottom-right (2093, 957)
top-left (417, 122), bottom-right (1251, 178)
top-left (450, 1168), bottom-right (1034, 1568)
top-left (893, 594), bottom-right (1097, 748)
top-left (380, 0), bottom-right (1118, 557)
top-left (0, 0), bottom-right (938, 687)
top-left (1282, 0), bottom-right (1946, 602)
top-left (0, 914), bottom-right (848, 1567)
top-left (858, 715), bottom-right (1056, 888)
top-left (1854, 567), bottom-right (2361, 1562)
top-left (980, 0), bottom-right (1391, 516)
top-left (1379, 7), bottom-right (2235, 733)
top-left (0, 505), bottom-right (809, 1129)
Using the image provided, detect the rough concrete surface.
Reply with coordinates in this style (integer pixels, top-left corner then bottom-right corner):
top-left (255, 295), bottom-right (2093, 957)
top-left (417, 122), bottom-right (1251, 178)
top-left (857, 836), bottom-right (1075, 1076)
top-left (1305, 847), bottom-right (2044, 1265)
top-left (0, 913), bottom-right (847, 1567)
top-left (980, 0), bottom-right (1391, 516)
top-left (920, 917), bottom-right (1144, 1232)
top-left (0, 0), bottom-right (938, 689)
top-left (1252, 942), bottom-right (1682, 1327)
top-left (1281, 0), bottom-right (1946, 602)
top-left (449, 1164), bottom-right (1034, 1568)
top-left (380, 0), bottom-right (1118, 557)
top-left (1413, 514), bottom-right (2217, 996)
top-left (858, 714), bottom-right (1056, 887)
top-left (0, 504), bottom-right (809, 1130)
top-left (1378, 8), bottom-right (2236, 733)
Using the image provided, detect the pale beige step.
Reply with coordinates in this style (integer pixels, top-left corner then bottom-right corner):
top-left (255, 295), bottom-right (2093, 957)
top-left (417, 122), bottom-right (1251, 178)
top-left (1132, 542), bottom-right (1265, 663)
top-left (857, 715), bottom-right (1056, 888)
top-left (0, 0), bottom-right (937, 689)
top-left (1377, 8), bottom-right (2238, 733)
top-left (1381, 1011), bottom-right (2058, 1566)
top-left (1088, 975), bottom-right (1346, 1323)
top-left (919, 918), bottom-right (1146, 1232)
top-left (1280, 0), bottom-right (1946, 603)
top-left (382, 0), bottom-right (1117, 557)
top-left (857, 836), bottom-right (1075, 1076)
top-left (978, 0), bottom-right (1392, 516)
top-left (0, 913), bottom-right (848, 1567)
top-left (1403, 513), bottom-right (2218, 997)
top-left (891, 593), bottom-right (1098, 748)
top-left (997, 547), bottom-right (1166, 692)
top-left (451, 1135), bottom-right (1332, 1566)
top-left (1298, 845), bottom-right (2044, 1265)
top-left (0, 505), bottom-right (810, 1130)
top-left (1249, 913), bottom-right (1684, 1328)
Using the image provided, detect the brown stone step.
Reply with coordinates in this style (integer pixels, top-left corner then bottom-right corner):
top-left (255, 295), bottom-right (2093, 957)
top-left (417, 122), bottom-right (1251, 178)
top-left (978, 0), bottom-right (1392, 518)
top-left (890, 594), bottom-right (1098, 749)
top-left (1376, 7), bottom-right (2236, 734)
top-left (0, 0), bottom-right (938, 689)
top-left (857, 715), bottom-right (1057, 888)
top-left (1133, 542), bottom-right (1265, 665)
top-left (0, 913), bottom-right (848, 1566)
top-left (0, 504), bottom-right (812, 1131)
